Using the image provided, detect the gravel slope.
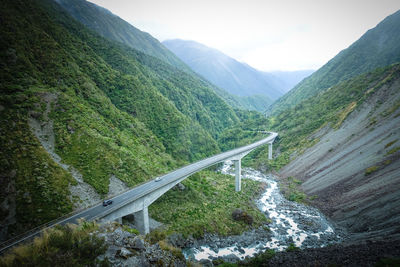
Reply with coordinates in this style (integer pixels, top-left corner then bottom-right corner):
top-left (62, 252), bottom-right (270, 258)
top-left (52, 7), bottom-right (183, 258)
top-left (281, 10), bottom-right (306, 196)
top-left (279, 78), bottom-right (400, 241)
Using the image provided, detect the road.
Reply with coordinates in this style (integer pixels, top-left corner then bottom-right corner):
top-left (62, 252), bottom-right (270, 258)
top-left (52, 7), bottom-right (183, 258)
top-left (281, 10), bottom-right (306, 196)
top-left (0, 131), bottom-right (277, 253)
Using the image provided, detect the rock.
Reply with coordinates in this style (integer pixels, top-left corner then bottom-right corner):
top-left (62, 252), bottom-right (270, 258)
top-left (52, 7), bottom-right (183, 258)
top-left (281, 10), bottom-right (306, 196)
top-left (237, 246), bottom-right (245, 254)
top-left (167, 233), bottom-right (185, 248)
top-left (174, 183), bottom-right (185, 191)
top-left (199, 258), bottom-right (214, 266)
top-left (232, 208), bottom-right (254, 225)
top-left (67, 125), bottom-right (75, 134)
top-left (110, 228), bottom-right (125, 246)
top-left (29, 111), bottom-right (41, 119)
top-left (118, 247), bottom-right (133, 259)
top-left (123, 256), bottom-right (150, 267)
top-left (128, 236), bottom-right (145, 250)
top-left (9, 170), bottom-right (16, 178)
top-left (221, 254), bottom-right (240, 263)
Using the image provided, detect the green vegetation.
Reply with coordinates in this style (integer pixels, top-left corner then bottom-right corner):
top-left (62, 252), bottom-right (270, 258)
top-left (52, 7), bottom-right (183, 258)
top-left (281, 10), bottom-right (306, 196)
top-left (286, 243), bottom-right (300, 252)
top-left (219, 64), bottom-right (400, 171)
top-left (262, 64), bottom-right (400, 170)
top-left (0, 222), bottom-right (108, 267)
top-left (365, 166), bottom-right (379, 176)
top-left (385, 140), bottom-right (398, 148)
top-left (269, 9), bottom-right (400, 114)
top-left (240, 249), bottom-right (276, 266)
top-left (375, 257), bottom-right (400, 267)
top-left (158, 240), bottom-right (185, 260)
top-left (122, 225), bottom-right (140, 235)
top-left (386, 146), bottom-right (400, 156)
top-left (381, 98), bottom-right (400, 118)
top-left (0, 107), bottom-right (74, 235)
top-left (0, 0), bottom-right (242, 238)
top-left (280, 176), bottom-right (308, 203)
top-left (149, 171), bottom-right (268, 238)
top-left (56, 0), bottom-right (189, 70)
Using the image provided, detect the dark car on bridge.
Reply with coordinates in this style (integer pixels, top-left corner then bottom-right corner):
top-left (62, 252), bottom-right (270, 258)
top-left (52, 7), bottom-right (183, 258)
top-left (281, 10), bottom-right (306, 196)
top-left (103, 199), bottom-right (113, 206)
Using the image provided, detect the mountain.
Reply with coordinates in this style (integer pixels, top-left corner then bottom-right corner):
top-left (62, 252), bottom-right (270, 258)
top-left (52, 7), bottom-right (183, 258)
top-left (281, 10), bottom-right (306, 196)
top-left (0, 0), bottom-right (239, 240)
top-left (269, 70), bottom-right (314, 93)
top-left (221, 63), bottom-right (400, 241)
top-left (54, 0), bottom-right (273, 113)
top-left (163, 39), bottom-right (314, 111)
top-left (217, 10), bottom-right (400, 242)
top-left (54, 0), bottom-right (188, 70)
top-left (163, 39), bottom-right (285, 99)
top-left (269, 9), bottom-right (400, 115)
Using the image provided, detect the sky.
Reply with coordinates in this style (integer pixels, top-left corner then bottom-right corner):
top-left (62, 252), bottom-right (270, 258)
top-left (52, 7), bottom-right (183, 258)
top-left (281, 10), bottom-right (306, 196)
top-left (88, 0), bottom-right (400, 71)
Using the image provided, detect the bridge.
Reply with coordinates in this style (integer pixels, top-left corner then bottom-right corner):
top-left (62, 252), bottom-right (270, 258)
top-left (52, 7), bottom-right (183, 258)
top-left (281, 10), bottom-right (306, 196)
top-left (0, 132), bottom-right (277, 252)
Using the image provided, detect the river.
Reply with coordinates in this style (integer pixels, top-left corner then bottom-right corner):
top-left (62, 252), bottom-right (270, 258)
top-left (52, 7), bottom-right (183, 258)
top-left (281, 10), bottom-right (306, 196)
top-left (183, 161), bottom-right (341, 263)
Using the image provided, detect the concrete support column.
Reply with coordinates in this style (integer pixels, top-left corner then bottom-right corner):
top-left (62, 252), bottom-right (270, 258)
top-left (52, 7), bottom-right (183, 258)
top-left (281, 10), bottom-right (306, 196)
top-left (268, 143), bottom-right (273, 160)
top-left (116, 217), bottom-right (122, 224)
top-left (234, 159), bottom-right (241, 192)
top-left (134, 206), bottom-right (149, 234)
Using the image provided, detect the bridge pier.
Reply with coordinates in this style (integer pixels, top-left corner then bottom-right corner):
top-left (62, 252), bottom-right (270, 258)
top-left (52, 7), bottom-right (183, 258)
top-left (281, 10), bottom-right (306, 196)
top-left (134, 207), bottom-right (149, 235)
top-left (233, 159), bottom-right (241, 192)
top-left (268, 142), bottom-right (273, 160)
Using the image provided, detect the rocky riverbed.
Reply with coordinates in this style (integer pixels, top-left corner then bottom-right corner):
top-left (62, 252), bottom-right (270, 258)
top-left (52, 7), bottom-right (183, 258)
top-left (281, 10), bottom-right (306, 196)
top-left (183, 161), bottom-right (343, 263)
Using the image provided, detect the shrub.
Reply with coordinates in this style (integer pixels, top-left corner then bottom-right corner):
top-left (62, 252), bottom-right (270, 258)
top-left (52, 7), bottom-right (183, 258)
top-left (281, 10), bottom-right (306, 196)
top-left (158, 240), bottom-right (184, 260)
top-left (286, 243), bottom-right (300, 252)
top-left (386, 146), bottom-right (400, 156)
top-left (145, 229), bottom-right (166, 244)
top-left (0, 223), bottom-right (108, 267)
top-left (365, 166), bottom-right (379, 176)
top-left (232, 209), bottom-right (254, 225)
top-left (385, 139), bottom-right (398, 148)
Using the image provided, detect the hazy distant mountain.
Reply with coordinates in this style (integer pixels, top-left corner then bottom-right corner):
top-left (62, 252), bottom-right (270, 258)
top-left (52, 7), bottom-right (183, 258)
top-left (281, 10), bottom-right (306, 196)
top-left (269, 70), bottom-right (314, 93)
top-left (269, 9), bottom-right (400, 115)
top-left (162, 40), bottom-right (281, 98)
top-left (163, 39), bottom-right (313, 104)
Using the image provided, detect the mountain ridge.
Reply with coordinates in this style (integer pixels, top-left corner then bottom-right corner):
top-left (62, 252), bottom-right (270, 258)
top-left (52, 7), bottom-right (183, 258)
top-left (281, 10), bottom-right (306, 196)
top-left (268, 9), bottom-right (400, 115)
top-left (163, 39), bottom-right (314, 111)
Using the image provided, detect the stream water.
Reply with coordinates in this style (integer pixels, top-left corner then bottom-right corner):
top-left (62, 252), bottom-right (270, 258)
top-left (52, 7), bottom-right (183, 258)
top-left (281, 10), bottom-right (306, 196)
top-left (183, 161), bottom-right (341, 263)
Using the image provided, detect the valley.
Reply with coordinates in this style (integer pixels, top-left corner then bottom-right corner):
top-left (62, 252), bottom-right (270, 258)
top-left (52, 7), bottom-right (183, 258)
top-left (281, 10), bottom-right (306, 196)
top-left (1, 0), bottom-right (400, 266)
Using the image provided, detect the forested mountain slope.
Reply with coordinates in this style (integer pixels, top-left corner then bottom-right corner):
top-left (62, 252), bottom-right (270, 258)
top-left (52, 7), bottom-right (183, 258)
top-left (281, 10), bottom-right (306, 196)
top-left (0, 0), bottom-right (238, 240)
top-left (222, 64), bottom-right (400, 240)
top-left (55, 0), bottom-right (188, 70)
top-left (269, 9), bottom-right (400, 115)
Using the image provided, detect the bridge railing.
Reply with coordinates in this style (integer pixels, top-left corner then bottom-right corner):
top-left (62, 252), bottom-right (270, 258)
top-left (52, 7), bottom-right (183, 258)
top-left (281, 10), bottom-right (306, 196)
top-left (0, 131), bottom-right (277, 254)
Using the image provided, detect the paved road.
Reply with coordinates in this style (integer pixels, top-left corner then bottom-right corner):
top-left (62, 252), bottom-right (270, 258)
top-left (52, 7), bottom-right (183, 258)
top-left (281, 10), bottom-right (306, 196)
top-left (0, 131), bottom-right (277, 253)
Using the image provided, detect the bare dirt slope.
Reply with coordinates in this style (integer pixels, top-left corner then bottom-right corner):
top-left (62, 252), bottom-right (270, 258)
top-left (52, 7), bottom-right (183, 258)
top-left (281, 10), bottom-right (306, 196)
top-left (280, 79), bottom-right (400, 241)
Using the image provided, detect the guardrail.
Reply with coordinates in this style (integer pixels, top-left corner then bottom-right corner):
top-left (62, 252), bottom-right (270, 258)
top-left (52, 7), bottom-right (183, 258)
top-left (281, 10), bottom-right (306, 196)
top-left (0, 131), bottom-right (277, 254)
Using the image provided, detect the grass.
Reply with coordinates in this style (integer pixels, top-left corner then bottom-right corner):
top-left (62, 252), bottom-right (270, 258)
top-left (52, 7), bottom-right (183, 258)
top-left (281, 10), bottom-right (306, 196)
top-left (286, 243), bottom-right (300, 252)
top-left (280, 176), bottom-right (308, 204)
top-left (240, 249), bottom-right (276, 266)
top-left (384, 139), bottom-right (398, 148)
top-left (334, 101), bottom-right (357, 129)
top-left (158, 240), bottom-right (185, 260)
top-left (381, 99), bottom-right (400, 117)
top-left (365, 166), bottom-right (379, 176)
top-left (149, 171), bottom-right (268, 238)
top-left (386, 146), bottom-right (400, 156)
top-left (122, 225), bottom-right (140, 235)
top-left (0, 221), bottom-right (108, 267)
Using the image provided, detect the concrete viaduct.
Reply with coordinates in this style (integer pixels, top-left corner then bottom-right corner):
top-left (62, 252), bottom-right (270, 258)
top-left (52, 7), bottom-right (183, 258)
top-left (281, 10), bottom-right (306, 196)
top-left (0, 132), bottom-right (277, 253)
top-left (95, 132), bottom-right (278, 234)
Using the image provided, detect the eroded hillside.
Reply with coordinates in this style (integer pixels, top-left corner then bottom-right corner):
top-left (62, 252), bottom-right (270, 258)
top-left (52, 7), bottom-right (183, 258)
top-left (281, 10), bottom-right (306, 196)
top-left (280, 66), bottom-right (400, 241)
